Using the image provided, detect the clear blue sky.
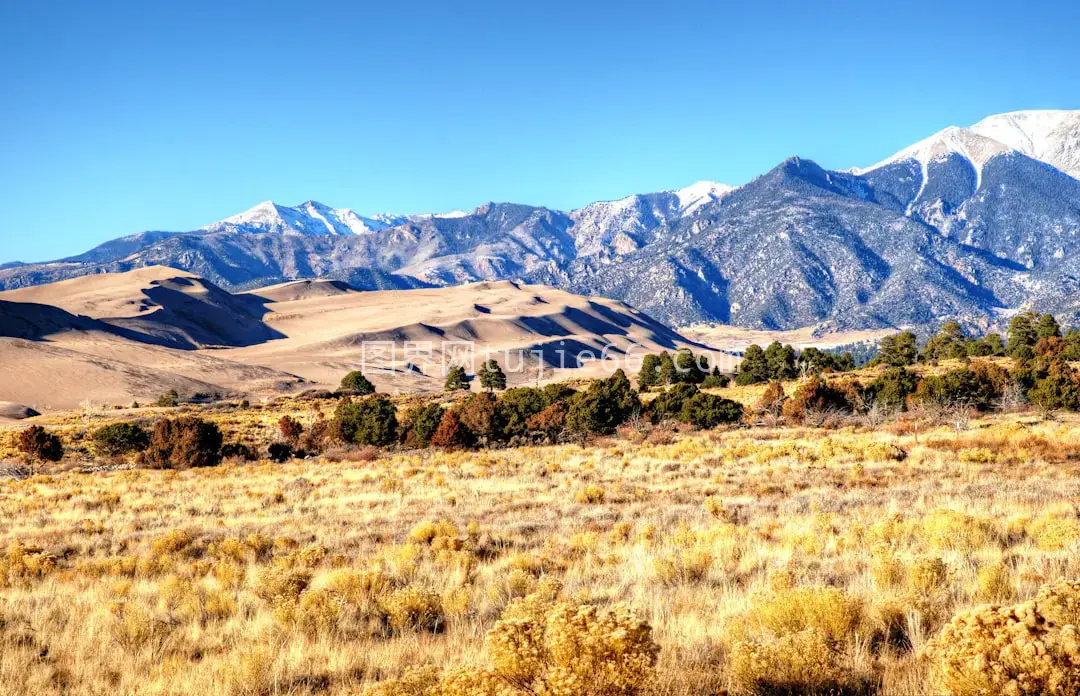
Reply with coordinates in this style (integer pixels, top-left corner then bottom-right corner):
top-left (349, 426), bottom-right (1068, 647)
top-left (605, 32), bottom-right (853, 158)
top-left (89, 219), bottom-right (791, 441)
top-left (2, 0), bottom-right (1077, 263)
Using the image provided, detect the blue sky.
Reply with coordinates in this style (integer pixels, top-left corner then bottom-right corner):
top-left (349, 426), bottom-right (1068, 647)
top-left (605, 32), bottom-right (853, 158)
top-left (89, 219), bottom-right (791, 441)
top-left (1, 0), bottom-right (1078, 263)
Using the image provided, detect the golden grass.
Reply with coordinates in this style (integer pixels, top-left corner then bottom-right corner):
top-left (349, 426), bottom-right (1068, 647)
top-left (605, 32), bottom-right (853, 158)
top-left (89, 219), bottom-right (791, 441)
top-left (3, 408), bottom-right (1080, 694)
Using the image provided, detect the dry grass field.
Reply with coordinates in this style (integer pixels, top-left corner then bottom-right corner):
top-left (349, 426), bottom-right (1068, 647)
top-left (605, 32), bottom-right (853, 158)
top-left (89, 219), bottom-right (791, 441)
top-left (3, 393), bottom-right (1080, 695)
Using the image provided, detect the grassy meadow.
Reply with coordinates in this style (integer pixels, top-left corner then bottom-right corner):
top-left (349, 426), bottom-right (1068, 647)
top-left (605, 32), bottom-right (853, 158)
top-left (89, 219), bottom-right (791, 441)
top-left (3, 375), bottom-right (1080, 695)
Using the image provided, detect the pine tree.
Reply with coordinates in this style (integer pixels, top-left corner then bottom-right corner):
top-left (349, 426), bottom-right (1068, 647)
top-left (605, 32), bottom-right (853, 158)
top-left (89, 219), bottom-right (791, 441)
top-left (736, 344), bottom-right (770, 385)
top-left (637, 354), bottom-right (661, 389)
top-left (877, 331), bottom-right (918, 367)
top-left (674, 350), bottom-right (708, 384)
top-left (444, 365), bottom-right (470, 392)
top-left (1036, 313), bottom-right (1062, 341)
top-left (478, 359), bottom-right (506, 392)
top-left (922, 321), bottom-right (967, 361)
top-left (658, 351), bottom-right (678, 385)
top-left (340, 370), bottom-right (375, 395)
top-left (764, 341), bottom-right (797, 380)
top-left (1007, 313), bottom-right (1038, 357)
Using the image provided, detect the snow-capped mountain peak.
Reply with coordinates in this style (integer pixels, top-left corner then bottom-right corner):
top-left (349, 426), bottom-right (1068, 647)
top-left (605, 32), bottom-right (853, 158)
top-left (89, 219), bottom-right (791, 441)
top-left (856, 126), bottom-right (1012, 180)
top-left (671, 181), bottom-right (734, 214)
top-left (857, 109), bottom-right (1080, 181)
top-left (969, 110), bottom-right (1080, 180)
top-left (201, 201), bottom-right (403, 236)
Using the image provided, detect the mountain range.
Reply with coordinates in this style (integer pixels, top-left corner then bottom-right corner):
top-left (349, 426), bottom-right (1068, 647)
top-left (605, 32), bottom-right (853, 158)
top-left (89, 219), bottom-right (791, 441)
top-left (4, 109), bottom-right (1080, 332)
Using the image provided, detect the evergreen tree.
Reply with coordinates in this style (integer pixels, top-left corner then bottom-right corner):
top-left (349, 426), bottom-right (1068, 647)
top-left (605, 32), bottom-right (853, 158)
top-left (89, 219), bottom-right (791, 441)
top-left (674, 349), bottom-right (708, 384)
top-left (867, 367), bottom-right (919, 410)
top-left (701, 366), bottom-right (730, 388)
top-left (478, 359), bottom-right (507, 392)
top-left (969, 333), bottom-right (1006, 357)
top-left (1036, 313), bottom-right (1062, 341)
top-left (1007, 313), bottom-right (1038, 357)
top-left (921, 321), bottom-right (967, 361)
top-left (658, 351), bottom-right (678, 385)
top-left (334, 396), bottom-right (398, 446)
top-left (798, 347), bottom-right (842, 374)
top-left (1029, 362), bottom-right (1080, 412)
top-left (637, 354), bottom-right (661, 389)
top-left (736, 344), bottom-right (770, 385)
top-left (764, 341), bottom-right (797, 380)
top-left (444, 365), bottom-right (470, 392)
top-left (566, 369), bottom-right (638, 434)
top-left (340, 370), bottom-right (375, 395)
top-left (496, 387), bottom-right (548, 437)
top-left (402, 403), bottom-right (445, 448)
top-left (877, 331), bottom-right (918, 367)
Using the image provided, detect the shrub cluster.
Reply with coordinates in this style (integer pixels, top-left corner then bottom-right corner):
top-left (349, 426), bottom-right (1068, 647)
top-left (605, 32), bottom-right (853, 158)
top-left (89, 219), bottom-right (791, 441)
top-left (646, 383), bottom-right (743, 428)
top-left (92, 422), bottom-right (150, 457)
top-left (923, 579), bottom-right (1080, 696)
top-left (637, 349), bottom-right (719, 388)
top-left (15, 425), bottom-right (64, 467)
top-left (335, 396), bottom-right (398, 446)
top-left (144, 417), bottom-right (224, 469)
top-left (364, 585), bottom-right (659, 696)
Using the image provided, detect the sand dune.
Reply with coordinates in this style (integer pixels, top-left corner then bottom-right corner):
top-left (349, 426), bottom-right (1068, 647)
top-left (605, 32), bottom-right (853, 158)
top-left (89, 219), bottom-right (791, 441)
top-left (244, 279), bottom-right (359, 303)
top-left (0, 265), bottom-right (280, 348)
top-left (0, 267), bottom-right (729, 409)
top-left (220, 279), bottom-right (733, 391)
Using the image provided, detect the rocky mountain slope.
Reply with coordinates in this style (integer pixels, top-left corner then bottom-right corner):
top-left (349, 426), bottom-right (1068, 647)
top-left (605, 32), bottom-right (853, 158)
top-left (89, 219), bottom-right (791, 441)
top-left (3, 110), bottom-right (1079, 331)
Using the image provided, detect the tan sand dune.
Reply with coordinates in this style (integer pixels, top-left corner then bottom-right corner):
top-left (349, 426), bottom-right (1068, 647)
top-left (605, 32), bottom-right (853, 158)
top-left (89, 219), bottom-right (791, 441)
top-left (244, 278), bottom-right (359, 303)
top-left (0, 331), bottom-right (304, 410)
top-left (0, 267), bottom-right (731, 409)
top-left (0, 265), bottom-right (279, 348)
top-left (220, 279), bottom-right (734, 391)
top-left (0, 401), bottom-right (40, 424)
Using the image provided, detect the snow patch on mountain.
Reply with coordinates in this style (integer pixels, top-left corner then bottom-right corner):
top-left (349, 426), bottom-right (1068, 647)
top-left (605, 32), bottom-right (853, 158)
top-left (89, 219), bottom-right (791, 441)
top-left (671, 181), bottom-right (734, 214)
top-left (969, 110), bottom-right (1080, 180)
top-left (856, 127), bottom-right (1011, 189)
top-left (857, 110), bottom-right (1080, 183)
top-left (201, 201), bottom-right (404, 236)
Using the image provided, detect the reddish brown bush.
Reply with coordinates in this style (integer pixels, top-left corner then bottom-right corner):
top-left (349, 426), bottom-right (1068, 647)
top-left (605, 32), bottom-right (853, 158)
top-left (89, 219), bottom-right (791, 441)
top-left (278, 416), bottom-right (303, 446)
top-left (16, 425), bottom-right (63, 467)
top-left (431, 409), bottom-right (471, 450)
top-left (526, 401), bottom-right (569, 438)
top-left (144, 417), bottom-right (223, 469)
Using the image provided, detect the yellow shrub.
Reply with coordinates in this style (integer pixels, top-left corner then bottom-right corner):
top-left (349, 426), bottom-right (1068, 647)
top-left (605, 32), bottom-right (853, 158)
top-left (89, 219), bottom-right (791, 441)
top-left (909, 557), bottom-right (949, 595)
top-left (958, 447), bottom-right (997, 464)
top-left (409, 519), bottom-right (459, 545)
top-left (1028, 516), bottom-right (1080, 551)
top-left (734, 586), bottom-right (865, 646)
top-left (382, 586), bottom-right (445, 634)
top-left (977, 561), bottom-right (1015, 602)
top-left (2, 541), bottom-right (56, 586)
top-left (871, 551), bottom-right (905, 589)
top-left (254, 565), bottom-right (312, 602)
top-left (652, 547), bottom-right (713, 586)
top-left (923, 579), bottom-right (1080, 695)
top-left (922, 510), bottom-right (1000, 553)
top-left (575, 485), bottom-right (606, 504)
top-left (487, 600), bottom-right (659, 696)
top-left (362, 666), bottom-right (441, 696)
top-left (727, 628), bottom-right (866, 695)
